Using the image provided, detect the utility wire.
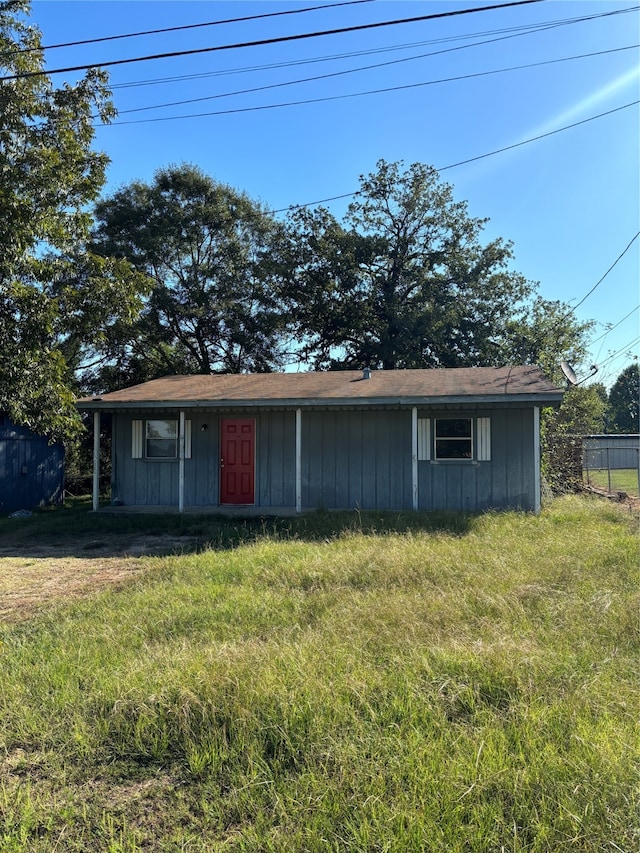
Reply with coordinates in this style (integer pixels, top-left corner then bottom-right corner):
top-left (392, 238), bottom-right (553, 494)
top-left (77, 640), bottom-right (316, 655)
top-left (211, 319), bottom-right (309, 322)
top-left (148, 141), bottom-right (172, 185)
top-left (595, 334), bottom-right (640, 374)
top-left (106, 6), bottom-right (640, 93)
top-left (440, 101), bottom-right (639, 171)
top-left (1, 1), bottom-right (374, 57)
top-left (113, 44), bottom-right (638, 117)
top-left (0, 0), bottom-right (546, 81)
top-left (568, 231), bottom-right (640, 316)
top-left (590, 305), bottom-right (640, 346)
top-left (270, 100), bottom-right (639, 212)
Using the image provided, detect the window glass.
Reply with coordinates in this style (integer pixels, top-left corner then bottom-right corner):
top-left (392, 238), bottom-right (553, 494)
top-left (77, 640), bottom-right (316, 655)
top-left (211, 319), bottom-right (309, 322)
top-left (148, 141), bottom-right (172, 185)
top-left (435, 418), bottom-right (472, 459)
top-left (146, 419), bottom-right (177, 458)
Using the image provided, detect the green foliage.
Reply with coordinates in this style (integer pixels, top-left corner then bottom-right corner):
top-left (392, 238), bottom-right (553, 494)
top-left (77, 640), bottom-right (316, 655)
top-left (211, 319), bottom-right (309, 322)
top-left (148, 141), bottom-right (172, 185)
top-left (608, 362), bottom-right (639, 433)
top-left (502, 297), bottom-right (593, 384)
top-left (0, 497), bottom-right (637, 850)
top-left (0, 0), bottom-right (139, 443)
top-left (90, 164), bottom-right (288, 388)
top-left (283, 160), bottom-right (590, 372)
top-left (541, 384), bottom-right (609, 494)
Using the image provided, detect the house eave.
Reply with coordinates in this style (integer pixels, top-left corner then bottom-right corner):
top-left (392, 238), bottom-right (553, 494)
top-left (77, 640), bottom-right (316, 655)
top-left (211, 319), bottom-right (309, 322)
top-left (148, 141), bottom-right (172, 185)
top-left (77, 392), bottom-right (564, 412)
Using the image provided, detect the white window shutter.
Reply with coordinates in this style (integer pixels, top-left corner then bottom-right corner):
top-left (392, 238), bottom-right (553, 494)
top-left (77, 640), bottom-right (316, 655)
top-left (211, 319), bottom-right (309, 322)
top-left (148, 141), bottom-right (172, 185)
top-left (417, 418), bottom-right (431, 461)
top-left (132, 420), bottom-right (143, 458)
top-left (477, 417), bottom-right (491, 461)
top-left (185, 420), bottom-right (192, 459)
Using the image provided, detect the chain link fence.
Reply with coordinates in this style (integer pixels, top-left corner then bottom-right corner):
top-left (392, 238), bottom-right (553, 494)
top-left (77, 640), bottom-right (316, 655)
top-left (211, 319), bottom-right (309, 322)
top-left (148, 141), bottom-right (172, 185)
top-left (582, 436), bottom-right (640, 498)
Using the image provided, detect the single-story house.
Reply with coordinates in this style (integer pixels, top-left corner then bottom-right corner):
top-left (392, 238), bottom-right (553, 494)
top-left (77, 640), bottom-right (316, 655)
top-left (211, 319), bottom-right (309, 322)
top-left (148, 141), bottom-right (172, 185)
top-left (77, 366), bottom-right (563, 515)
top-left (0, 414), bottom-right (64, 514)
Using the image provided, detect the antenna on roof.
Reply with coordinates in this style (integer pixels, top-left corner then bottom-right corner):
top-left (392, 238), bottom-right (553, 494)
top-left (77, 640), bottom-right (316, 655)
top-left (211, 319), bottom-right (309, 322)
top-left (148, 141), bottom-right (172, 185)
top-left (560, 361), bottom-right (598, 386)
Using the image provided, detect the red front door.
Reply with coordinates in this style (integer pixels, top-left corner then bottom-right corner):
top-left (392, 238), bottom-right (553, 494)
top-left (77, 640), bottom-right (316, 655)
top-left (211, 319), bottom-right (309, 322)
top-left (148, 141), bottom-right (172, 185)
top-left (220, 418), bottom-right (255, 504)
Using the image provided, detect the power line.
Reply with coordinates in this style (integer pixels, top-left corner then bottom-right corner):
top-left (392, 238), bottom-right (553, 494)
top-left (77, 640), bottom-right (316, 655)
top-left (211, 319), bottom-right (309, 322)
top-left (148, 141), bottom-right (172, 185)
top-left (442, 102), bottom-right (639, 171)
top-left (0, 0), bottom-right (547, 81)
top-left (596, 335), bottom-right (640, 376)
top-left (269, 100), bottom-right (639, 212)
top-left (590, 305), bottom-right (640, 346)
top-left (108, 5), bottom-right (638, 92)
top-left (569, 231), bottom-right (640, 315)
top-left (113, 44), bottom-right (638, 118)
top-left (106, 60), bottom-right (639, 125)
top-left (1, 1), bottom-right (374, 57)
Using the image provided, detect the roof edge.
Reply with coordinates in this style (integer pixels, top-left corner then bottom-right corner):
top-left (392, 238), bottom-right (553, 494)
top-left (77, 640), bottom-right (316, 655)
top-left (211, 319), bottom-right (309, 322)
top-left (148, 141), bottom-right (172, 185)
top-left (78, 392), bottom-right (564, 411)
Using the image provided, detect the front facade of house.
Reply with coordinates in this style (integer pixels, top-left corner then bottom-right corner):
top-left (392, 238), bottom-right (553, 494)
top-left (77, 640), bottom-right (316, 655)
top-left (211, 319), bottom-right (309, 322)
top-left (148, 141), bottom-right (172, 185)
top-left (77, 367), bottom-right (563, 514)
top-left (0, 415), bottom-right (64, 514)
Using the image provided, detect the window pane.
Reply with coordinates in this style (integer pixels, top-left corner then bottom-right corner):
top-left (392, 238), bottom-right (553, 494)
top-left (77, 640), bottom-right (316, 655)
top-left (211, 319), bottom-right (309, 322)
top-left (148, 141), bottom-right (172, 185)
top-left (146, 420), bottom-right (177, 458)
top-left (147, 439), bottom-right (177, 458)
top-left (146, 420), bottom-right (177, 440)
top-left (436, 439), bottom-right (472, 459)
top-left (436, 418), bottom-right (471, 438)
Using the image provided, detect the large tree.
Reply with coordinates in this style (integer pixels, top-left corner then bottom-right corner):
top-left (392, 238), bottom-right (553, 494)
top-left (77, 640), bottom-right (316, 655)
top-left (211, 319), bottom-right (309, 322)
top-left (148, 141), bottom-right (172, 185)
top-left (0, 0), bottom-right (142, 442)
top-left (90, 164), bottom-right (288, 386)
top-left (608, 363), bottom-right (639, 433)
top-left (284, 159), bottom-right (539, 370)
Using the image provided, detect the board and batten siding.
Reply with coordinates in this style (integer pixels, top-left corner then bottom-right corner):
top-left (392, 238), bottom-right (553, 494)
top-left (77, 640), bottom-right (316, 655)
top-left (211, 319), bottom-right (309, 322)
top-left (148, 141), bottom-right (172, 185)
top-left (110, 406), bottom-right (540, 512)
top-left (417, 408), bottom-right (537, 511)
top-left (112, 411), bottom-right (297, 508)
top-left (301, 410), bottom-right (412, 511)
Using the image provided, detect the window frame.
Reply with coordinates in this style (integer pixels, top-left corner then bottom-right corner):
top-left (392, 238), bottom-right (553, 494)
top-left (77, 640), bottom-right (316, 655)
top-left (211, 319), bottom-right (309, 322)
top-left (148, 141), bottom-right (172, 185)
top-left (145, 418), bottom-right (178, 460)
top-left (433, 417), bottom-right (473, 461)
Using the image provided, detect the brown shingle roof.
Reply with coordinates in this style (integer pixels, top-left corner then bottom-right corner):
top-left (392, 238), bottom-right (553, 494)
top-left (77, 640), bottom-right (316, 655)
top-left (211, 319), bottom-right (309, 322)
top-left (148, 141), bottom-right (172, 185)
top-left (78, 366), bottom-right (563, 409)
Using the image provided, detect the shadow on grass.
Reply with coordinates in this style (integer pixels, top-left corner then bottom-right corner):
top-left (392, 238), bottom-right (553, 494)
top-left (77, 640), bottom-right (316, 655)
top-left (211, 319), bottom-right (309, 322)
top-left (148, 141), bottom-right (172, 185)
top-left (0, 496), bottom-right (474, 559)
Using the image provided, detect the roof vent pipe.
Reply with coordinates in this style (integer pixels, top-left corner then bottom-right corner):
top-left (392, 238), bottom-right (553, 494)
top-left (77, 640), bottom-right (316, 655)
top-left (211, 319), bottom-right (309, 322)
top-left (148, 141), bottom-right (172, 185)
top-left (362, 367), bottom-right (371, 380)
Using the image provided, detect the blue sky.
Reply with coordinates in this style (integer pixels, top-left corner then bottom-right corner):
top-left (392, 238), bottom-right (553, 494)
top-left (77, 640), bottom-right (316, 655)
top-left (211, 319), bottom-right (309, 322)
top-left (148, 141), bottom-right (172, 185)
top-left (30, 0), bottom-right (639, 386)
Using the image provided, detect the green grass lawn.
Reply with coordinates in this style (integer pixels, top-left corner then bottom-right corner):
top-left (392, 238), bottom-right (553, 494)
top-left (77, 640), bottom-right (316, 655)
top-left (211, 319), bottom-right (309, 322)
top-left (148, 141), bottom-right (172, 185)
top-left (0, 496), bottom-right (638, 852)
top-left (583, 467), bottom-right (639, 496)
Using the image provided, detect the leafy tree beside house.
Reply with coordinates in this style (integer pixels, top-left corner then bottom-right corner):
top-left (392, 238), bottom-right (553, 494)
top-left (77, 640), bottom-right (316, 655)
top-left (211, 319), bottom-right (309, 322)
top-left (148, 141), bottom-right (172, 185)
top-left (88, 165), bottom-right (288, 390)
top-left (282, 159), bottom-right (537, 370)
top-left (0, 0), bottom-right (143, 443)
top-left (608, 362), bottom-right (639, 433)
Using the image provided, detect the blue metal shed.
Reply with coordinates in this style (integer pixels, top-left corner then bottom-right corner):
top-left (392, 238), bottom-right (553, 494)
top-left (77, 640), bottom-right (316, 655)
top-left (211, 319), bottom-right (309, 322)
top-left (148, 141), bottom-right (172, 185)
top-left (582, 435), bottom-right (640, 470)
top-left (0, 415), bottom-right (64, 514)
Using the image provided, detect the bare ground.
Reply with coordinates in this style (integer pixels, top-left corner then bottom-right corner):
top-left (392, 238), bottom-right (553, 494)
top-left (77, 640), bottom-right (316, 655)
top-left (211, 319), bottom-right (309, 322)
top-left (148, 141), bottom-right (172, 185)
top-left (0, 534), bottom-right (200, 622)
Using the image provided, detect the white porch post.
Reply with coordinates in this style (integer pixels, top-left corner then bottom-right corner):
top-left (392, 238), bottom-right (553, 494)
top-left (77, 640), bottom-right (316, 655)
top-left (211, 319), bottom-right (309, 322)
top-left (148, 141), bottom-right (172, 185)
top-left (295, 408), bottom-right (302, 514)
top-left (411, 406), bottom-right (418, 511)
top-left (533, 405), bottom-right (541, 513)
top-left (178, 411), bottom-right (185, 513)
top-left (92, 410), bottom-right (100, 512)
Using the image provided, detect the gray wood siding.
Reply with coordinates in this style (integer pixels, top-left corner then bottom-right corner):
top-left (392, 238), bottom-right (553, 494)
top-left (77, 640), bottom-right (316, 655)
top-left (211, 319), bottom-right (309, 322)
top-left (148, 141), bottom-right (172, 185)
top-left (0, 419), bottom-right (64, 513)
top-left (113, 412), bottom-right (219, 507)
top-left (301, 411), bottom-right (411, 510)
top-left (112, 411), bottom-right (296, 508)
top-left (111, 407), bottom-right (538, 512)
top-left (418, 408), bottom-right (536, 511)
top-left (257, 411), bottom-right (296, 507)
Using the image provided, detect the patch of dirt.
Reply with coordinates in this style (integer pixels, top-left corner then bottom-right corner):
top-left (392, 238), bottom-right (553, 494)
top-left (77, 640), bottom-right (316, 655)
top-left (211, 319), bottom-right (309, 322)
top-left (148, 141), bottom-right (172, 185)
top-left (0, 534), bottom-right (200, 622)
top-left (583, 485), bottom-right (640, 514)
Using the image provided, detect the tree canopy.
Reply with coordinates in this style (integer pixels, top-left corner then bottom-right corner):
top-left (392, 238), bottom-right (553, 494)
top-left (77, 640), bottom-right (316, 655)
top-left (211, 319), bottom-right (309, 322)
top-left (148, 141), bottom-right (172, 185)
top-left (608, 363), bottom-right (639, 433)
top-left (0, 0), bottom-right (143, 442)
top-left (283, 160), bottom-right (563, 371)
top-left (89, 164), bottom-right (288, 387)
